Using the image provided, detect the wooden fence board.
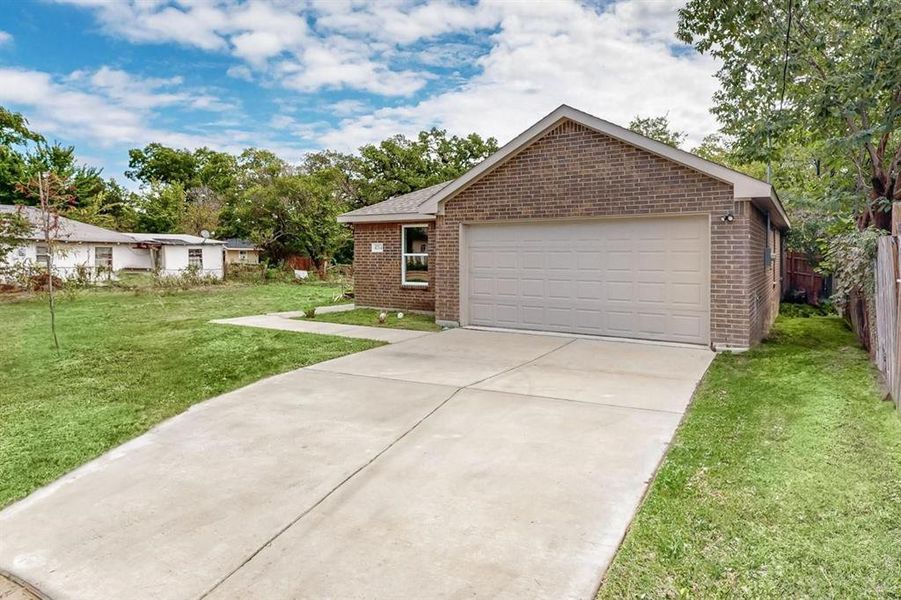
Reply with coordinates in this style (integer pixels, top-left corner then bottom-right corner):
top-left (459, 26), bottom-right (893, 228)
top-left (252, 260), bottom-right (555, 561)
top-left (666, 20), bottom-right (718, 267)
top-left (786, 252), bottom-right (827, 304)
top-left (873, 235), bottom-right (900, 409)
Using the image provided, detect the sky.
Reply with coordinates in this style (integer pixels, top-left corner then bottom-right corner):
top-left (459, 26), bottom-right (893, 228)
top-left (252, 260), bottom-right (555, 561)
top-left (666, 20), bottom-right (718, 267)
top-left (0, 0), bottom-right (722, 185)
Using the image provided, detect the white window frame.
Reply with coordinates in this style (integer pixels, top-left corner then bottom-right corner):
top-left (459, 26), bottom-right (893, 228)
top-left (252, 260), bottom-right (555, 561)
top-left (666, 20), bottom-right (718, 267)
top-left (188, 248), bottom-right (203, 269)
top-left (238, 249), bottom-right (248, 263)
top-left (95, 246), bottom-right (113, 271)
top-left (401, 224), bottom-right (429, 287)
top-left (35, 243), bottom-right (50, 267)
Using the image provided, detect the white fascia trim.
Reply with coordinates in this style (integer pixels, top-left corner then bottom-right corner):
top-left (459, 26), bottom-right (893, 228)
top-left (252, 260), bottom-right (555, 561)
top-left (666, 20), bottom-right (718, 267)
top-left (420, 104), bottom-right (780, 215)
top-left (337, 213), bottom-right (437, 224)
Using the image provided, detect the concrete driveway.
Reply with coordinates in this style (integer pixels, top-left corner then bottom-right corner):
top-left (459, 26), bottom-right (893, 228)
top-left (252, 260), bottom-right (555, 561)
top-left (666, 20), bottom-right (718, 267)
top-left (0, 328), bottom-right (713, 600)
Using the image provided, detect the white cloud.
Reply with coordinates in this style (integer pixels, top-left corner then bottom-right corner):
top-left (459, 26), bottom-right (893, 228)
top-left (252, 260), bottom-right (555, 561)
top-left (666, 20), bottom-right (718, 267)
top-left (313, 1), bottom-right (499, 44)
top-left (226, 65), bottom-right (254, 81)
top-left (0, 66), bottom-right (244, 154)
top-left (29, 0), bottom-right (722, 178)
top-left (315, 1), bottom-right (720, 152)
top-left (0, 30), bottom-right (12, 45)
top-left (53, 0), bottom-right (492, 97)
top-left (329, 99), bottom-right (369, 116)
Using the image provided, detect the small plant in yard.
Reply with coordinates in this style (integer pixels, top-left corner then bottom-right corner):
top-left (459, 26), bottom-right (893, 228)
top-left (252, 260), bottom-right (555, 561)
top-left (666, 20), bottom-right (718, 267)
top-left (303, 305), bottom-right (317, 318)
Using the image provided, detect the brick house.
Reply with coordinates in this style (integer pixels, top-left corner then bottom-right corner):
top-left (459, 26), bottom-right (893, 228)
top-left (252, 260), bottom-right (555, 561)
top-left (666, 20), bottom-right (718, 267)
top-left (339, 105), bottom-right (789, 350)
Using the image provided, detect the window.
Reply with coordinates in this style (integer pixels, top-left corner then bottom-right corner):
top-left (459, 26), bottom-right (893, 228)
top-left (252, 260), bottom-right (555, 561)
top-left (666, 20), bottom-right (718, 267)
top-left (95, 246), bottom-right (113, 271)
top-left (238, 250), bottom-right (248, 263)
top-left (35, 243), bottom-right (49, 267)
top-left (401, 225), bottom-right (429, 286)
top-left (188, 248), bottom-right (203, 269)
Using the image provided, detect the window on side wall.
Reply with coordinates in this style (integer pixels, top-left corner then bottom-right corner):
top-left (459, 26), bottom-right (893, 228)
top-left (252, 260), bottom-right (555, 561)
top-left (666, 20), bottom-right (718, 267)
top-left (401, 225), bottom-right (429, 287)
top-left (35, 243), bottom-right (50, 266)
top-left (95, 246), bottom-right (113, 271)
top-left (188, 248), bottom-right (203, 269)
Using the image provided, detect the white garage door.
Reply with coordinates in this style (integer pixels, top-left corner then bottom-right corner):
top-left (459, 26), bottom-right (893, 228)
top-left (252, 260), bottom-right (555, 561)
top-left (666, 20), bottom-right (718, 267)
top-left (465, 216), bottom-right (710, 344)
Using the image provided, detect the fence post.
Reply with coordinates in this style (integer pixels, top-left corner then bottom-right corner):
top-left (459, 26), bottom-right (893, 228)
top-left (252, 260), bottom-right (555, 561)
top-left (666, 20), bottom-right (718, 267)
top-left (892, 202), bottom-right (900, 235)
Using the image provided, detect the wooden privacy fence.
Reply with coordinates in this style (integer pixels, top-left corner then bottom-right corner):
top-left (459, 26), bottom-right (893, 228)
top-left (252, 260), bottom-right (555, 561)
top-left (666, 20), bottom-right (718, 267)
top-left (873, 235), bottom-right (900, 409)
top-left (786, 251), bottom-right (828, 304)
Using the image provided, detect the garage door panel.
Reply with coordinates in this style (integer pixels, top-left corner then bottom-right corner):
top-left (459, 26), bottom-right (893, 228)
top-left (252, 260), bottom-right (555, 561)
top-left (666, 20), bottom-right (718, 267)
top-left (521, 305), bottom-right (545, 326)
top-left (606, 311), bottom-right (636, 334)
top-left (637, 312), bottom-right (668, 335)
top-left (637, 282), bottom-right (666, 303)
top-left (495, 277), bottom-right (518, 297)
top-left (470, 275), bottom-right (495, 296)
top-left (670, 250), bottom-right (703, 272)
top-left (670, 313), bottom-right (705, 339)
top-left (521, 278), bottom-right (544, 297)
top-left (546, 307), bottom-right (574, 328)
top-left (607, 251), bottom-right (632, 270)
top-left (577, 281), bottom-right (603, 300)
top-left (495, 304), bottom-right (518, 325)
top-left (671, 282), bottom-right (703, 305)
top-left (470, 250), bottom-right (496, 269)
top-left (606, 281), bottom-right (633, 302)
top-left (548, 279), bottom-right (573, 299)
top-left (466, 217), bottom-right (709, 345)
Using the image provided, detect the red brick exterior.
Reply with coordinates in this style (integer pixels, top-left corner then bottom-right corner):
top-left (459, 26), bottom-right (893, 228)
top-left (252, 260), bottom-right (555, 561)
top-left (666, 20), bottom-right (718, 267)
top-left (352, 119), bottom-right (784, 347)
top-left (748, 204), bottom-right (782, 344)
top-left (352, 222), bottom-right (435, 312)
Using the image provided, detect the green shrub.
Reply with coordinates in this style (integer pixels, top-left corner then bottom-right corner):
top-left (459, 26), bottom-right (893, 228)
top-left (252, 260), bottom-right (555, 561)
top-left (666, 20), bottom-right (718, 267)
top-left (225, 263), bottom-right (266, 283)
top-left (780, 302), bottom-right (835, 318)
top-left (303, 305), bottom-right (317, 318)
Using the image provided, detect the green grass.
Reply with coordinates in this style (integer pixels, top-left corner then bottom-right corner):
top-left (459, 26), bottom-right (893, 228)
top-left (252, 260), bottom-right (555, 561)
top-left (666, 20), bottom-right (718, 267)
top-left (598, 315), bottom-right (901, 599)
top-left (301, 307), bottom-right (443, 332)
top-left (0, 284), bottom-right (381, 508)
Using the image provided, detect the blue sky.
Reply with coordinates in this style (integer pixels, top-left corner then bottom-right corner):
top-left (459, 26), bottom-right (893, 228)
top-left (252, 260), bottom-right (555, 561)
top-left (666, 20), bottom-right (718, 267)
top-left (0, 0), bottom-right (720, 185)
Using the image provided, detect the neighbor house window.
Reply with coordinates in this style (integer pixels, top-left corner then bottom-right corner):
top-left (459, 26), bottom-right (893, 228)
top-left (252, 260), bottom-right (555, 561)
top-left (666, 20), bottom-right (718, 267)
top-left (35, 243), bottom-right (49, 267)
top-left (95, 246), bottom-right (113, 271)
top-left (402, 225), bottom-right (429, 286)
top-left (238, 250), bottom-right (248, 263)
top-left (188, 248), bottom-right (203, 269)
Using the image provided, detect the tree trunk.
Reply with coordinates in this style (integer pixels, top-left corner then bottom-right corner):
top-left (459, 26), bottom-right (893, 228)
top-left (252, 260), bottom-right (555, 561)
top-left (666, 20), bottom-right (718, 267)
top-left (848, 288), bottom-right (872, 353)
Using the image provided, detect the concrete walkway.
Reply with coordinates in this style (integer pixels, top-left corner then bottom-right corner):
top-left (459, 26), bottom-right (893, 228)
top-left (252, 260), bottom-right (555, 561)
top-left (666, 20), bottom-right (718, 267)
top-left (0, 328), bottom-right (714, 600)
top-left (211, 304), bottom-right (433, 343)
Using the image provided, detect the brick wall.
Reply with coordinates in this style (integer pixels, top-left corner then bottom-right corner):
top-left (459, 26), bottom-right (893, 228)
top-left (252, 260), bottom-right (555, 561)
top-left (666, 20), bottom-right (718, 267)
top-left (434, 119), bottom-right (754, 347)
top-left (352, 222), bottom-right (436, 312)
top-left (748, 204), bottom-right (782, 343)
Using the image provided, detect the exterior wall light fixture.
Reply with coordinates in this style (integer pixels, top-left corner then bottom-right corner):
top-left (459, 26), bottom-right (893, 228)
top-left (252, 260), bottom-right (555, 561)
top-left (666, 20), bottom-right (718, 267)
top-left (721, 212), bottom-right (735, 223)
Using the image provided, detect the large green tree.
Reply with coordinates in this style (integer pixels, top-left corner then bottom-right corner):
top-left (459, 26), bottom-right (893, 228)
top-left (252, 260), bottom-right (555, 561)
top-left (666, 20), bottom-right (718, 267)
top-left (134, 182), bottom-right (187, 233)
top-left (0, 107), bottom-right (44, 204)
top-left (678, 0), bottom-right (901, 230)
top-left (628, 115), bottom-right (687, 148)
top-left (229, 170), bottom-right (351, 273)
top-left (126, 144), bottom-right (237, 195)
top-left (355, 128), bottom-right (498, 205)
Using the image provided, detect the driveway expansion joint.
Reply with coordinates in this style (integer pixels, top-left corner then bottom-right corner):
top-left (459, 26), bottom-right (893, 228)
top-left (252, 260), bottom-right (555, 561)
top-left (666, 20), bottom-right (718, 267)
top-left (199, 337), bottom-right (579, 598)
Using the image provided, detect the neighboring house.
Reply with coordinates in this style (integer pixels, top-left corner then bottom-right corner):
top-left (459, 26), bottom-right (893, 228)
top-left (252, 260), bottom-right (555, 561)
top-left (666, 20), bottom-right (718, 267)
top-left (0, 205), bottom-right (225, 280)
top-left (223, 238), bottom-right (261, 265)
top-left (129, 234), bottom-right (225, 278)
top-left (339, 105), bottom-right (790, 350)
top-left (1, 204), bottom-right (151, 279)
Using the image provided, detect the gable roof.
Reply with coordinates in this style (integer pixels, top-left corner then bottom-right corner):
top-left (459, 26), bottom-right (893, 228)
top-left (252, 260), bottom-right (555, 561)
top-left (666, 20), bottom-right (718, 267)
top-left (130, 233), bottom-right (225, 246)
top-left (223, 238), bottom-right (259, 249)
top-left (0, 204), bottom-right (136, 244)
top-left (338, 104), bottom-right (789, 228)
top-left (337, 181), bottom-right (454, 223)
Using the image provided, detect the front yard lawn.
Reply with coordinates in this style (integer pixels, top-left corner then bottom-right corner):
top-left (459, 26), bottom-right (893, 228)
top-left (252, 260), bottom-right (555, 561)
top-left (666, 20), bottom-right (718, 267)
top-left (0, 284), bottom-right (381, 508)
top-left (598, 315), bottom-right (901, 598)
top-left (301, 307), bottom-right (442, 332)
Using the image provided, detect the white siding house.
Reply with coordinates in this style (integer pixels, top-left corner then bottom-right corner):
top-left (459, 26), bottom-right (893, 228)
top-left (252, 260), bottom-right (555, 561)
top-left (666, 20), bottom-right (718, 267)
top-left (1, 205), bottom-right (224, 281)
top-left (129, 234), bottom-right (225, 278)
